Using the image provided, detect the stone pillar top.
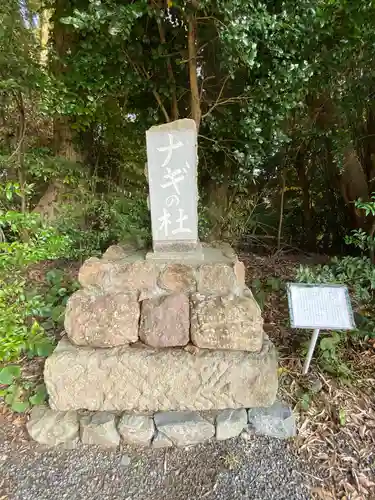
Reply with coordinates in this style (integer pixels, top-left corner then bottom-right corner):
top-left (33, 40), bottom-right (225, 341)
top-left (146, 119), bottom-right (199, 256)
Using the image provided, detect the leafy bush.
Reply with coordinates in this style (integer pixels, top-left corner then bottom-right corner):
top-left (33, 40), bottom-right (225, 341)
top-left (0, 365), bottom-right (47, 413)
top-left (296, 255), bottom-right (375, 376)
top-left (55, 193), bottom-right (151, 259)
top-left (0, 208), bottom-right (73, 354)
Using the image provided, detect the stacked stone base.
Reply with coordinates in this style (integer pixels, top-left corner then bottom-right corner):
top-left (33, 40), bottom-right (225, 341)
top-left (45, 336), bottom-right (277, 412)
top-left (27, 403), bottom-right (296, 449)
top-left (29, 244), bottom-right (282, 448)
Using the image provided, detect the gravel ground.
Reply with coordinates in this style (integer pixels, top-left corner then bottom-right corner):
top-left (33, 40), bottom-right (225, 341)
top-left (0, 432), bottom-right (314, 500)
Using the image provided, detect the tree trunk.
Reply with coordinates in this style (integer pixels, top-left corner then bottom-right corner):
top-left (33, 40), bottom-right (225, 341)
top-left (40, 7), bottom-right (51, 66)
top-left (339, 147), bottom-right (369, 229)
top-left (295, 148), bottom-right (314, 249)
top-left (187, 3), bottom-right (201, 129)
top-left (52, 0), bottom-right (80, 161)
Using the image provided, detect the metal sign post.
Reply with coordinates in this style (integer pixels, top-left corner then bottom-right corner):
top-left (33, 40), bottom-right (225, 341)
top-left (286, 283), bottom-right (355, 374)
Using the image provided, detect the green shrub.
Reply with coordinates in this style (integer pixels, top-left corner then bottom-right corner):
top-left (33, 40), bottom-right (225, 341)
top-left (296, 255), bottom-right (375, 377)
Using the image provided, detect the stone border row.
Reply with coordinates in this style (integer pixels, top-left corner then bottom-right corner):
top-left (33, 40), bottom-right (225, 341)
top-left (78, 250), bottom-right (245, 298)
top-left (27, 402), bottom-right (296, 449)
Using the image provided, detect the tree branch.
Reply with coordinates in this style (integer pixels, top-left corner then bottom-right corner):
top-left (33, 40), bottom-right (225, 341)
top-left (123, 49), bottom-right (170, 122)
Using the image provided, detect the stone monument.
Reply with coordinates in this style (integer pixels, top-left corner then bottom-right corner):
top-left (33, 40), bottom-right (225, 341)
top-left (27, 119), bottom-right (281, 449)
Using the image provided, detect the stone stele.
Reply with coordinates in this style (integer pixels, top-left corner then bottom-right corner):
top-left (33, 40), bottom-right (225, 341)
top-left (146, 119), bottom-right (199, 252)
top-left (45, 337), bottom-right (278, 412)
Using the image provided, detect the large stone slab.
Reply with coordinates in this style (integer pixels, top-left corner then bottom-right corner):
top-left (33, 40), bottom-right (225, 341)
top-left (191, 294), bottom-right (263, 352)
top-left (65, 289), bottom-right (139, 347)
top-left (45, 337), bottom-right (278, 412)
top-left (139, 294), bottom-right (189, 348)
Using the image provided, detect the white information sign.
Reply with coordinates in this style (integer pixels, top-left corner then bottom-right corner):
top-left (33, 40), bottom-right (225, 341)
top-left (287, 283), bottom-right (354, 330)
top-left (287, 283), bottom-right (355, 373)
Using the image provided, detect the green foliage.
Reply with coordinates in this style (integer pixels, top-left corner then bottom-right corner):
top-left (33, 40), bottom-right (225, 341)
top-left (0, 365), bottom-right (47, 413)
top-left (345, 196), bottom-right (375, 256)
top-left (251, 276), bottom-right (283, 311)
top-left (0, 189), bottom-right (75, 362)
top-left (296, 254), bottom-right (375, 376)
top-left (56, 193), bottom-right (151, 258)
top-left (297, 256), bottom-right (375, 305)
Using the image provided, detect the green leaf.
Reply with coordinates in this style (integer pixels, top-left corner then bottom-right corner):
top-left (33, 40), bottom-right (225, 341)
top-left (11, 400), bottom-right (30, 413)
top-left (35, 341), bottom-right (54, 357)
top-left (338, 408), bottom-right (346, 426)
top-left (320, 337), bottom-right (335, 351)
top-left (0, 365), bottom-right (21, 385)
top-left (300, 392), bottom-right (311, 411)
top-left (29, 385), bottom-right (47, 406)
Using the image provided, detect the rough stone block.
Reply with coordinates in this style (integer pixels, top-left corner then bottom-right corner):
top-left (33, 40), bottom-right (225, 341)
top-left (157, 264), bottom-right (196, 293)
top-left (102, 244), bottom-right (138, 260)
top-left (65, 290), bottom-right (139, 347)
top-left (118, 414), bottom-right (155, 446)
top-left (78, 257), bottom-right (156, 293)
top-left (198, 263), bottom-right (236, 295)
top-left (152, 431), bottom-right (174, 449)
top-left (216, 409), bottom-right (247, 441)
top-left (45, 337), bottom-right (278, 412)
top-left (80, 412), bottom-right (120, 448)
top-left (139, 294), bottom-right (189, 348)
top-left (248, 402), bottom-right (296, 439)
top-left (26, 406), bottom-right (79, 447)
top-left (154, 411), bottom-right (214, 446)
top-left (191, 294), bottom-right (263, 352)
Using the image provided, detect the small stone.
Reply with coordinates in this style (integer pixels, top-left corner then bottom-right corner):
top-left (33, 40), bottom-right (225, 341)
top-left (80, 412), bottom-right (120, 448)
top-left (118, 414), bottom-right (155, 446)
top-left (65, 289), bottom-right (139, 347)
top-left (191, 294), bottom-right (263, 352)
top-left (158, 264), bottom-right (196, 293)
top-left (198, 263), bottom-right (236, 295)
top-left (248, 402), bottom-right (296, 440)
top-left (240, 428), bottom-right (252, 441)
top-left (154, 411), bottom-right (214, 447)
top-left (120, 455), bottom-right (131, 466)
top-left (27, 406), bottom-right (79, 447)
top-left (216, 409), bottom-right (247, 441)
top-left (152, 431), bottom-right (174, 449)
top-left (139, 294), bottom-right (189, 348)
